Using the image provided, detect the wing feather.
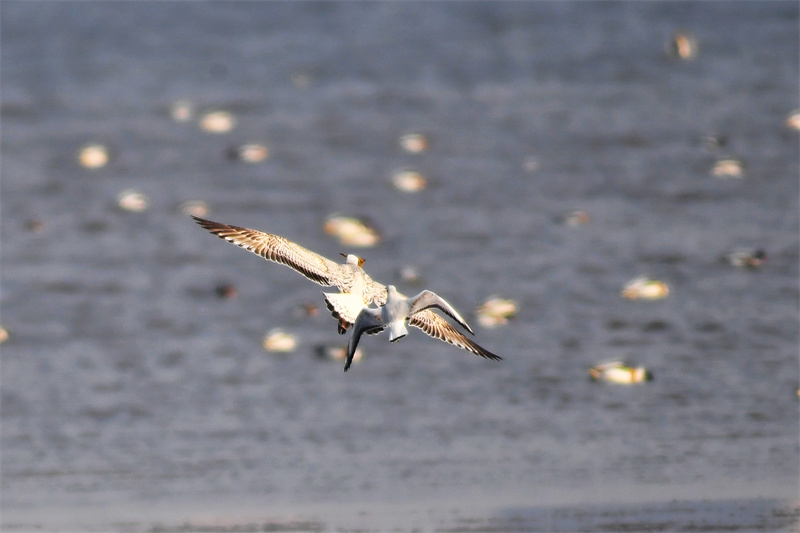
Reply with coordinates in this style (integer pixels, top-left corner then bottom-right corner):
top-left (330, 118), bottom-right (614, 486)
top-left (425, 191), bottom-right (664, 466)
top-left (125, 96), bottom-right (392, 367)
top-left (345, 308), bottom-right (385, 372)
top-left (409, 290), bottom-right (474, 335)
top-left (409, 310), bottom-right (502, 361)
top-left (193, 216), bottom-right (342, 287)
top-left (324, 292), bottom-right (370, 334)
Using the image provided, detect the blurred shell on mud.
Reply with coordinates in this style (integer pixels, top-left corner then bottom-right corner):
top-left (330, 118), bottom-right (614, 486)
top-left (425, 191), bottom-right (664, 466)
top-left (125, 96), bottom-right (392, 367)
top-left (323, 214), bottom-right (381, 247)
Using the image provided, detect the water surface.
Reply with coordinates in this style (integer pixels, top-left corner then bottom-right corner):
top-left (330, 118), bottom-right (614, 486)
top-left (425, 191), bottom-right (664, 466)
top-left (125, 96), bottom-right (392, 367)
top-left (2, 2), bottom-right (798, 531)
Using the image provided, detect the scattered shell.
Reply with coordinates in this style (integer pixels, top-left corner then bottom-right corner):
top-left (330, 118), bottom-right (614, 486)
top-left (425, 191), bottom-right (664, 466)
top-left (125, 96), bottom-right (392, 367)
top-left (226, 143), bottom-right (270, 163)
top-left (25, 219), bottom-right (46, 233)
top-left (700, 134), bottom-right (728, 151)
top-left (556, 210), bottom-right (590, 227)
top-left (786, 110), bottom-right (800, 131)
top-left (723, 249), bottom-right (767, 269)
top-left (588, 361), bottom-right (653, 384)
top-left (323, 215), bottom-right (381, 247)
top-left (621, 276), bottom-right (669, 300)
top-left (290, 301), bottom-right (320, 319)
top-left (397, 265), bottom-right (423, 286)
top-left (711, 158), bottom-right (744, 179)
top-left (315, 344), bottom-right (364, 365)
top-left (78, 143), bottom-right (110, 169)
top-left (667, 31), bottom-right (698, 60)
top-left (200, 110), bottom-right (236, 133)
top-left (177, 199), bottom-right (209, 217)
top-left (263, 329), bottom-right (297, 353)
top-left (291, 71), bottom-right (312, 89)
top-left (117, 189), bottom-right (150, 212)
top-left (300, 302), bottom-right (319, 317)
top-left (391, 170), bottom-right (427, 193)
top-left (0, 326), bottom-right (8, 344)
top-left (214, 284), bottom-right (238, 299)
top-left (522, 156), bottom-right (540, 173)
top-left (399, 133), bottom-right (429, 154)
top-left (475, 296), bottom-right (517, 328)
top-left (170, 100), bottom-right (194, 122)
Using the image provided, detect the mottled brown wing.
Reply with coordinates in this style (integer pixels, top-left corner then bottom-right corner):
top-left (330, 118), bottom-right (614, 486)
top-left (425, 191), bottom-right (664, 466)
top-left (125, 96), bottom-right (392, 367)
top-left (324, 292), bottom-right (367, 334)
top-left (193, 216), bottom-right (343, 287)
top-left (408, 309), bottom-right (502, 361)
top-left (367, 281), bottom-right (389, 306)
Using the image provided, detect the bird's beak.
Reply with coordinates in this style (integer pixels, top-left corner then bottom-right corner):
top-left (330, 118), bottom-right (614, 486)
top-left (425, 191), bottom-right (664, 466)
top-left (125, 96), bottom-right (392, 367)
top-left (340, 253), bottom-right (365, 267)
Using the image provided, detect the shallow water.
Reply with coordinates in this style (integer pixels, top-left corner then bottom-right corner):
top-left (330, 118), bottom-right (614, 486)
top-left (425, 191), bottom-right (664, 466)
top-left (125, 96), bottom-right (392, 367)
top-left (2, 2), bottom-right (798, 531)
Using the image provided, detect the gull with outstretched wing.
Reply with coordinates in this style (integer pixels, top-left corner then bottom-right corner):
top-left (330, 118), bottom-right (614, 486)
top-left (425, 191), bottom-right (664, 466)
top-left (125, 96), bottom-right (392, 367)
top-left (192, 216), bottom-right (501, 369)
top-left (345, 285), bottom-right (501, 371)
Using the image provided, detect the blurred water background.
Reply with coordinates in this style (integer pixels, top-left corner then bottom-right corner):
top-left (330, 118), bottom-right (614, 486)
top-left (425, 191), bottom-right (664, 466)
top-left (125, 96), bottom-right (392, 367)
top-left (1, 2), bottom-right (798, 531)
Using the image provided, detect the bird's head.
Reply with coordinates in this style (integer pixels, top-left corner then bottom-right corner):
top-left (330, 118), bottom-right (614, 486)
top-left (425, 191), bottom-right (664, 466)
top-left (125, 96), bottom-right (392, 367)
top-left (341, 253), bottom-right (365, 267)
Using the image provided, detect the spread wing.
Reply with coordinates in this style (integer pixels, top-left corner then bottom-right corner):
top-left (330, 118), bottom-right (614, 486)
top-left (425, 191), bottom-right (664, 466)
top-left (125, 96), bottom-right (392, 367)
top-left (193, 216), bottom-right (345, 287)
top-left (409, 290), bottom-right (474, 335)
top-left (324, 292), bottom-right (370, 334)
top-left (327, 280), bottom-right (389, 334)
top-left (367, 281), bottom-right (389, 306)
top-left (345, 308), bottom-right (385, 372)
top-left (408, 309), bottom-right (502, 361)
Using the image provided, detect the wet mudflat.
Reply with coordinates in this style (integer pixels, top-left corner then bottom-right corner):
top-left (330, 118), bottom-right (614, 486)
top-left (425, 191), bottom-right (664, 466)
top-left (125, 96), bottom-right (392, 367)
top-left (2, 2), bottom-right (798, 531)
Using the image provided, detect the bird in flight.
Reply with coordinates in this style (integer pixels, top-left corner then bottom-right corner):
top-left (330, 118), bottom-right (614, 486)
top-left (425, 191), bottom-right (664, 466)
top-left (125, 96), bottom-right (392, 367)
top-left (192, 216), bottom-right (501, 370)
top-left (345, 285), bottom-right (487, 371)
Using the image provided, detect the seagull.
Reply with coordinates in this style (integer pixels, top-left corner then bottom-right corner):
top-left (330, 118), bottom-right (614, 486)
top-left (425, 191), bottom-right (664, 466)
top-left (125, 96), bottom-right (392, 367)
top-left (193, 216), bottom-right (384, 334)
top-left (722, 248), bottom-right (767, 268)
top-left (588, 361), bottom-right (653, 384)
top-left (345, 285), bottom-right (499, 371)
top-left (192, 216), bottom-right (501, 367)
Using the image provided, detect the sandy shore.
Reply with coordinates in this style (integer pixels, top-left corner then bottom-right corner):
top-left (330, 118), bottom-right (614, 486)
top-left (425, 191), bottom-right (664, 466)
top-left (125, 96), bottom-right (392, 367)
top-left (3, 495), bottom-right (798, 532)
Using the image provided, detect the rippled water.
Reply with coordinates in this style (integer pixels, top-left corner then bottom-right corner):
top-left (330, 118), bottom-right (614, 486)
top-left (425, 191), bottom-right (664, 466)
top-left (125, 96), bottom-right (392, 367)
top-left (2, 2), bottom-right (798, 531)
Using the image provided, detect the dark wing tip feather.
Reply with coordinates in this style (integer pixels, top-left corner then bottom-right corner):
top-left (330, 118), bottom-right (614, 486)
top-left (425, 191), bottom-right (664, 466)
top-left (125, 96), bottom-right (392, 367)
top-left (191, 216), bottom-right (248, 238)
top-left (191, 215), bottom-right (222, 231)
